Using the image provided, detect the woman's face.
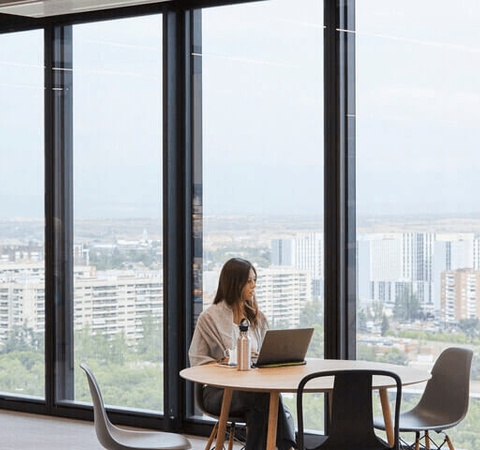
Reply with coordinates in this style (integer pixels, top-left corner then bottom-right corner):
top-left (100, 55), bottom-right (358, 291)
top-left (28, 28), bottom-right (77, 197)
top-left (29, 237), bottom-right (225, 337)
top-left (241, 268), bottom-right (256, 302)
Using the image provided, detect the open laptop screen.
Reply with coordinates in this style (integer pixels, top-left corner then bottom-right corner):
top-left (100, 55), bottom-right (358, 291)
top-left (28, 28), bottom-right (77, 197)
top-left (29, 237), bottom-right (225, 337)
top-left (253, 328), bottom-right (314, 368)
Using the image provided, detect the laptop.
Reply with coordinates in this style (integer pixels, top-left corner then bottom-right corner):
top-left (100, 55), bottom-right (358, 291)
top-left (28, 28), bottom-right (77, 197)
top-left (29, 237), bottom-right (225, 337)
top-left (253, 327), bottom-right (314, 368)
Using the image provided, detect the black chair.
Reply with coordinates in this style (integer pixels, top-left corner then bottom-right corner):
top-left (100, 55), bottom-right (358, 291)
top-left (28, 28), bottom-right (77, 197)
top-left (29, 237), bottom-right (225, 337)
top-left (374, 347), bottom-right (473, 450)
top-left (194, 383), bottom-right (246, 450)
top-left (296, 369), bottom-right (402, 450)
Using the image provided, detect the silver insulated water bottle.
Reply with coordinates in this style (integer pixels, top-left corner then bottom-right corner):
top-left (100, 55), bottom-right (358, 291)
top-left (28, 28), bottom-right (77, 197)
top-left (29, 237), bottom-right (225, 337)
top-left (237, 318), bottom-right (251, 371)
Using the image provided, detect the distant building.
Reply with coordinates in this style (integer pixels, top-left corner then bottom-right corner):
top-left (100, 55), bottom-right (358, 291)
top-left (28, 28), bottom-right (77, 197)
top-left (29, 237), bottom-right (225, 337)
top-left (74, 268), bottom-right (163, 341)
top-left (256, 266), bottom-right (312, 328)
top-left (441, 268), bottom-right (480, 323)
top-left (358, 231), bottom-right (479, 316)
top-left (0, 262), bottom-right (162, 346)
top-left (202, 266), bottom-right (312, 329)
top-left (271, 238), bottom-right (293, 266)
top-left (271, 232), bottom-right (323, 298)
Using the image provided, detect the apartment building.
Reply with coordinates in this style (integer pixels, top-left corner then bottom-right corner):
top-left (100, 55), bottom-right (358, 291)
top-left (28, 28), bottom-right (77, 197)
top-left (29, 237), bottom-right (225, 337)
top-left (441, 268), bottom-right (480, 324)
top-left (0, 262), bottom-right (162, 346)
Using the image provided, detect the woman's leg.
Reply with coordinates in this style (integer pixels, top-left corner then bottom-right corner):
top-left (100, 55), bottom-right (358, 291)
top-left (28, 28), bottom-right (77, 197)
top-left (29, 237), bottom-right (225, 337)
top-left (202, 387), bottom-right (295, 450)
top-left (276, 396), bottom-right (296, 450)
top-left (202, 386), bottom-right (266, 449)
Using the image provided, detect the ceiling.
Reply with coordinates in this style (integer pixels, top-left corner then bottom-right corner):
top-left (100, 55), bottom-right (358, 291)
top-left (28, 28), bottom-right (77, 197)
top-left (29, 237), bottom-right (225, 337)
top-left (0, 0), bottom-right (169, 18)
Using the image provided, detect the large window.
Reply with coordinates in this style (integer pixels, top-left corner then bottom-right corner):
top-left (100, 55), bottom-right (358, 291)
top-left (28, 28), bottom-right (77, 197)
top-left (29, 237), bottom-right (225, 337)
top-left (356, 1), bottom-right (480, 448)
top-left (2, 1), bottom-right (478, 443)
top-left (193, 0), bottom-right (323, 427)
top-left (0, 30), bottom-right (44, 399)
top-left (72, 15), bottom-right (163, 412)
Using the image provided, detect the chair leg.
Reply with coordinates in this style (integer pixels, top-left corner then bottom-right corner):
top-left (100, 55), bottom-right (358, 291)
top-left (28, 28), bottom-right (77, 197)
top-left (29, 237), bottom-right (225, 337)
top-left (425, 431), bottom-right (431, 450)
top-left (227, 423), bottom-right (236, 450)
top-left (445, 435), bottom-right (455, 450)
top-left (205, 422), bottom-right (218, 450)
top-left (405, 431), bottom-right (455, 450)
top-left (414, 431), bottom-right (421, 450)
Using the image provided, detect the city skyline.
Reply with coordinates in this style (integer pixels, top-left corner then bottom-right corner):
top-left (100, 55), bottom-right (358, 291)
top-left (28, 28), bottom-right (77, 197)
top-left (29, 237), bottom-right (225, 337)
top-left (4, 215), bottom-right (480, 325)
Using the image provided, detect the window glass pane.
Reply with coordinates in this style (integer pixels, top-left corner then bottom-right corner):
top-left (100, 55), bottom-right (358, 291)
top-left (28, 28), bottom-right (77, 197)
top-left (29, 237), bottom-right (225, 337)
top-left (72, 15), bottom-right (163, 413)
top-left (356, 1), bottom-right (480, 448)
top-left (194, 0), bottom-right (323, 429)
top-left (0, 30), bottom-right (44, 399)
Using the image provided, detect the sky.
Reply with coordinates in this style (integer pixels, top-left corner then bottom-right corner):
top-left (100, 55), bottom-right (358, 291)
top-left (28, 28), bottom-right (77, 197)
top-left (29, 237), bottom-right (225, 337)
top-left (0, 0), bottom-right (479, 219)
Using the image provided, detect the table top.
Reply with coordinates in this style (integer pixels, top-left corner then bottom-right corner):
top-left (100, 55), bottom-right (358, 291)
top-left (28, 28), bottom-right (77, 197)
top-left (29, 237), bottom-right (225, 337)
top-left (180, 358), bottom-right (431, 392)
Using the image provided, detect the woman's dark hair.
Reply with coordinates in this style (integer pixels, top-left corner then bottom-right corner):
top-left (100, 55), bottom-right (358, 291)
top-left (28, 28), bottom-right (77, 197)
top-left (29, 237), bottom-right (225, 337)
top-left (213, 257), bottom-right (259, 325)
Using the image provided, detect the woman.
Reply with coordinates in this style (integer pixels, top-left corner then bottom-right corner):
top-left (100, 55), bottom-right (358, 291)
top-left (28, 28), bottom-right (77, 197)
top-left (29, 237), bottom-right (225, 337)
top-left (189, 257), bottom-right (296, 450)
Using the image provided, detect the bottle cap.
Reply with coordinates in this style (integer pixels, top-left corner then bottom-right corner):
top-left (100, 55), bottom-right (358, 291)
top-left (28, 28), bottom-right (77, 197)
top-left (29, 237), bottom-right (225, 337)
top-left (239, 318), bottom-right (250, 332)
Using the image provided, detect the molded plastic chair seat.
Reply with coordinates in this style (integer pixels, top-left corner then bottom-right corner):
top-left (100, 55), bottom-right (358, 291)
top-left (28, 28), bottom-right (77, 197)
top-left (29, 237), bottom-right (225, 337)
top-left (373, 347), bottom-right (473, 450)
top-left (394, 408), bottom-right (463, 431)
top-left (80, 363), bottom-right (191, 450)
top-left (296, 369), bottom-right (402, 450)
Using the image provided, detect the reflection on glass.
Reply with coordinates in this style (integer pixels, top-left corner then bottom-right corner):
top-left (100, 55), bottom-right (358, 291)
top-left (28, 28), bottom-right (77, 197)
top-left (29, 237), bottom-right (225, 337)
top-left (72, 15), bottom-right (163, 413)
top-left (0, 30), bottom-right (44, 399)
top-left (356, 1), bottom-right (480, 448)
top-left (195, 0), bottom-right (323, 430)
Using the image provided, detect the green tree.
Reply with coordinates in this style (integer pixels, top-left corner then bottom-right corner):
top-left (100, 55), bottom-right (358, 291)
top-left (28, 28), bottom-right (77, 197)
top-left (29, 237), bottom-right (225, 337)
top-left (458, 318), bottom-right (480, 342)
top-left (393, 285), bottom-right (421, 323)
top-left (381, 314), bottom-right (389, 336)
top-left (358, 309), bottom-right (368, 333)
top-left (371, 300), bottom-right (384, 322)
top-left (0, 351), bottom-right (44, 396)
top-left (299, 298), bottom-right (322, 328)
top-left (470, 353), bottom-right (480, 380)
top-left (357, 343), bottom-right (377, 361)
top-left (299, 299), bottom-right (323, 357)
top-left (2, 324), bottom-right (41, 353)
top-left (138, 314), bottom-right (162, 361)
top-left (377, 348), bottom-right (408, 365)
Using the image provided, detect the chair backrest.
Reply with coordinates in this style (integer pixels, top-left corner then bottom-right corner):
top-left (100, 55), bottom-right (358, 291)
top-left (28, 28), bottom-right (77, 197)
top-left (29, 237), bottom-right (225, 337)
top-left (80, 362), bottom-right (119, 449)
top-left (412, 347), bottom-right (473, 427)
top-left (296, 369), bottom-right (402, 450)
top-left (194, 382), bottom-right (206, 414)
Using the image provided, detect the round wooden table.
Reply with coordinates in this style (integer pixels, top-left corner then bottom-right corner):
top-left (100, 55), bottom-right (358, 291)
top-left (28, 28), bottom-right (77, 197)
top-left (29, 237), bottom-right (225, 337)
top-left (180, 358), bottom-right (431, 450)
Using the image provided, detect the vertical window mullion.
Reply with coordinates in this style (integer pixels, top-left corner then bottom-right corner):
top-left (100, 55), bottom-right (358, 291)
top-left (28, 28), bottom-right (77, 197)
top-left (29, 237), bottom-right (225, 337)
top-left (324, 0), bottom-right (356, 360)
top-left (45, 24), bottom-right (74, 408)
top-left (163, 7), bottom-right (191, 431)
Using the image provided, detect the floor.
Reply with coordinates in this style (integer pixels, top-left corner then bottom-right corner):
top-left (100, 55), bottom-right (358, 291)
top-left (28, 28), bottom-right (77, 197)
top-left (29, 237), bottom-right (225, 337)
top-left (0, 409), bottom-right (425, 450)
top-left (0, 409), bottom-right (243, 450)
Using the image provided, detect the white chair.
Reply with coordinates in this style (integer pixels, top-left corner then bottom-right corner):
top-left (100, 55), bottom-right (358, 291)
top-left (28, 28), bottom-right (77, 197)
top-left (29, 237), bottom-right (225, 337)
top-left (80, 363), bottom-right (191, 450)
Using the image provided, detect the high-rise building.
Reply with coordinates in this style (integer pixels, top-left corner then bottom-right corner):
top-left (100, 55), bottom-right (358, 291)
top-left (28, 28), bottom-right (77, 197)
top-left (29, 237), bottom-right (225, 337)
top-left (271, 232), bottom-right (323, 298)
top-left (271, 238), bottom-right (293, 266)
top-left (256, 266), bottom-right (312, 329)
top-left (441, 268), bottom-right (480, 323)
top-left (358, 232), bottom-right (477, 315)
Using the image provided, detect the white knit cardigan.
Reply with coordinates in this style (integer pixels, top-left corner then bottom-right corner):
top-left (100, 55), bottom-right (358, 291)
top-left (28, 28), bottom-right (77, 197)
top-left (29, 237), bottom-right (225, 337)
top-left (188, 300), bottom-right (269, 367)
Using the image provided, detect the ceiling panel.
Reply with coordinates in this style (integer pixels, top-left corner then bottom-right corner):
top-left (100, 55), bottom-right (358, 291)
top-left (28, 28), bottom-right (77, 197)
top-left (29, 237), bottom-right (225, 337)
top-left (0, 0), bottom-right (169, 18)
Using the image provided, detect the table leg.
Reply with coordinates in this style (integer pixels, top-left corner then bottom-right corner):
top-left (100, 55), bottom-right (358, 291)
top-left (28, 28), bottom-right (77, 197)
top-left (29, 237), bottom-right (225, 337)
top-left (379, 388), bottom-right (394, 446)
top-left (215, 387), bottom-right (233, 450)
top-left (266, 392), bottom-right (280, 450)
